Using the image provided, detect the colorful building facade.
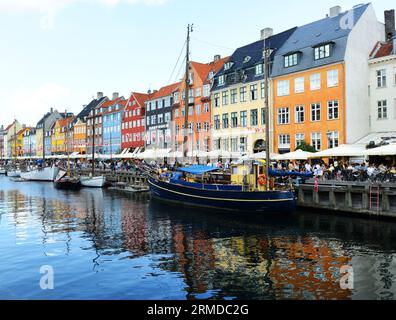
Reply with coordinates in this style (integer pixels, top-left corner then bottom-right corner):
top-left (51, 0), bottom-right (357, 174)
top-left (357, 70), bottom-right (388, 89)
top-left (211, 28), bottom-right (296, 154)
top-left (122, 92), bottom-right (150, 151)
top-left (22, 127), bottom-right (36, 157)
top-left (102, 94), bottom-right (125, 156)
top-left (173, 56), bottom-right (228, 154)
top-left (51, 116), bottom-right (74, 155)
top-left (144, 84), bottom-right (179, 151)
top-left (271, 4), bottom-right (384, 153)
top-left (86, 93), bottom-right (108, 155)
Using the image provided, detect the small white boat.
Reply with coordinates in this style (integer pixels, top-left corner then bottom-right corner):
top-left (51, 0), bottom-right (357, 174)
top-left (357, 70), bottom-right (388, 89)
top-left (7, 170), bottom-right (21, 177)
top-left (20, 166), bottom-right (59, 182)
top-left (80, 175), bottom-right (106, 188)
top-left (0, 168), bottom-right (6, 175)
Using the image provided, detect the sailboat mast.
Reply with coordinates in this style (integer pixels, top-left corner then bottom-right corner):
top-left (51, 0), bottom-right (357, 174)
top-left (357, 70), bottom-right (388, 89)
top-left (42, 115), bottom-right (46, 161)
top-left (183, 24), bottom-right (193, 161)
top-left (92, 107), bottom-right (95, 177)
top-left (14, 120), bottom-right (17, 163)
top-left (264, 36), bottom-right (270, 190)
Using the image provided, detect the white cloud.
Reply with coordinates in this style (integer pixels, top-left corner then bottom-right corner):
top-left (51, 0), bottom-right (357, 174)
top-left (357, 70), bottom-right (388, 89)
top-left (0, 0), bottom-right (169, 29)
top-left (3, 83), bottom-right (71, 126)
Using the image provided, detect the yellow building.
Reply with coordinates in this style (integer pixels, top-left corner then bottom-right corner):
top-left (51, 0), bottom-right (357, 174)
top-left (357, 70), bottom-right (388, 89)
top-left (73, 118), bottom-right (87, 154)
top-left (211, 28), bottom-right (296, 155)
top-left (51, 117), bottom-right (74, 155)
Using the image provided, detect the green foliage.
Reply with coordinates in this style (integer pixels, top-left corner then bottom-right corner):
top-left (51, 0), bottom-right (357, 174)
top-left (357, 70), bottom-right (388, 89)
top-left (295, 141), bottom-right (316, 153)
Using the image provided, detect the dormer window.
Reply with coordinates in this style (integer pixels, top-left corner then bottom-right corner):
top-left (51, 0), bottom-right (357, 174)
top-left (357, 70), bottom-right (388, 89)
top-left (255, 64), bottom-right (263, 75)
top-left (208, 71), bottom-right (214, 80)
top-left (284, 53), bottom-right (299, 68)
top-left (314, 43), bottom-right (331, 60)
top-left (224, 62), bottom-right (233, 70)
top-left (243, 56), bottom-right (251, 64)
top-left (218, 75), bottom-right (225, 86)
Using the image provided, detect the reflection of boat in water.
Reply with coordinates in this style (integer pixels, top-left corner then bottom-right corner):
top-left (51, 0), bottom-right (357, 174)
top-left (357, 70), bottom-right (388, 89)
top-left (54, 169), bottom-right (81, 190)
top-left (81, 175), bottom-right (106, 188)
top-left (148, 163), bottom-right (296, 214)
top-left (20, 164), bottom-right (59, 182)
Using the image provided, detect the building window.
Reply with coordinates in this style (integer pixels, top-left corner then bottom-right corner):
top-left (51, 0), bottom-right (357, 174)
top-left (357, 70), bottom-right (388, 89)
top-left (311, 132), bottom-right (321, 151)
top-left (255, 64), bottom-right (263, 75)
top-left (328, 131), bottom-right (339, 149)
top-left (250, 109), bottom-right (258, 126)
top-left (196, 87), bottom-right (201, 97)
top-left (377, 69), bottom-right (387, 88)
top-left (175, 109), bottom-right (179, 118)
top-left (284, 53), bottom-right (298, 67)
top-left (174, 92), bottom-right (180, 103)
top-left (231, 138), bottom-right (238, 152)
top-left (278, 135), bottom-right (290, 149)
top-left (278, 107), bottom-right (290, 124)
top-left (231, 112), bottom-right (238, 128)
top-left (261, 82), bottom-right (265, 99)
top-left (314, 44), bottom-right (331, 60)
top-left (250, 84), bottom-right (258, 100)
top-left (196, 122), bottom-right (202, 132)
top-left (222, 91), bottom-right (229, 105)
top-left (295, 105), bottom-right (305, 123)
top-left (196, 104), bottom-right (201, 116)
top-left (224, 62), bottom-right (233, 70)
top-left (378, 100), bottom-right (388, 119)
top-left (214, 93), bottom-right (220, 107)
top-left (294, 77), bottom-right (304, 93)
top-left (240, 87), bottom-right (247, 102)
top-left (261, 108), bottom-right (266, 125)
top-left (214, 139), bottom-right (221, 150)
top-left (218, 75), bottom-right (225, 86)
top-left (214, 115), bottom-right (220, 130)
top-left (204, 103), bottom-right (209, 113)
top-left (231, 89), bottom-right (237, 104)
top-left (327, 69), bottom-right (339, 87)
top-left (393, 67), bottom-right (396, 85)
top-left (203, 84), bottom-right (210, 97)
top-left (175, 125), bottom-right (180, 135)
top-left (240, 137), bottom-right (247, 152)
top-left (240, 111), bottom-right (247, 127)
top-left (295, 133), bottom-right (305, 148)
top-left (328, 100), bottom-right (339, 120)
top-left (222, 114), bottom-right (229, 129)
top-left (311, 103), bottom-right (321, 122)
top-left (222, 138), bottom-right (229, 151)
top-left (204, 122), bottom-right (210, 132)
top-left (188, 106), bottom-right (193, 116)
top-left (310, 73), bottom-right (321, 91)
top-left (277, 80), bottom-right (290, 96)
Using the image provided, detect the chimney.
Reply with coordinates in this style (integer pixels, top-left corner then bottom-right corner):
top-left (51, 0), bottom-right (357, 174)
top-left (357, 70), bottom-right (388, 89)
top-left (385, 10), bottom-right (395, 41)
top-left (147, 89), bottom-right (152, 95)
top-left (50, 107), bottom-right (53, 113)
top-left (112, 92), bottom-right (119, 100)
top-left (261, 28), bottom-right (273, 40)
top-left (329, 6), bottom-right (342, 18)
top-left (97, 92), bottom-right (104, 99)
top-left (214, 54), bottom-right (221, 62)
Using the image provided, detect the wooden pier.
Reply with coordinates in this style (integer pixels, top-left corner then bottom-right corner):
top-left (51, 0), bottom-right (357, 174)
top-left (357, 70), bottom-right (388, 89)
top-left (76, 169), bottom-right (148, 189)
top-left (297, 180), bottom-right (396, 218)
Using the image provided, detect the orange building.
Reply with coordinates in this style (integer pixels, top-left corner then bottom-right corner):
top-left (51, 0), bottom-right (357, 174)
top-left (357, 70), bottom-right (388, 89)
top-left (173, 56), bottom-right (228, 153)
top-left (273, 63), bottom-right (345, 153)
top-left (73, 118), bottom-right (87, 154)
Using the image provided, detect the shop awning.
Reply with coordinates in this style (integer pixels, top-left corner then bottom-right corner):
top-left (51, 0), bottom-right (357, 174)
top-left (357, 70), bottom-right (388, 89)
top-left (177, 165), bottom-right (220, 175)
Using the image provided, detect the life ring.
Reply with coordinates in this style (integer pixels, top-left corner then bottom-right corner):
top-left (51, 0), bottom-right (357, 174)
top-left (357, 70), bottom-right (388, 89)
top-left (258, 174), bottom-right (267, 186)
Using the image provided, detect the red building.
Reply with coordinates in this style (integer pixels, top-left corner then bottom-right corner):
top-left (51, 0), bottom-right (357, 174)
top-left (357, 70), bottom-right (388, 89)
top-left (121, 92), bottom-right (150, 152)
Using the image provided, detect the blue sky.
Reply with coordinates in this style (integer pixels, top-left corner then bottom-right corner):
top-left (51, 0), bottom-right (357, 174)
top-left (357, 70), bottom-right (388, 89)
top-left (0, 0), bottom-right (393, 127)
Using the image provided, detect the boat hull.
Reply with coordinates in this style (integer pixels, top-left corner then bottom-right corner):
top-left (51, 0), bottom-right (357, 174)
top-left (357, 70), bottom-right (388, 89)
top-left (148, 177), bottom-right (296, 213)
top-left (81, 176), bottom-right (106, 188)
top-left (7, 170), bottom-right (21, 177)
top-left (0, 169), bottom-right (5, 175)
top-left (20, 166), bottom-right (59, 182)
top-left (54, 180), bottom-right (82, 190)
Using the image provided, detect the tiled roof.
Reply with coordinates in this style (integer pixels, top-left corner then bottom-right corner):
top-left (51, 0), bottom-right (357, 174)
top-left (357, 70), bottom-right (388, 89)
top-left (76, 97), bottom-right (107, 121)
top-left (271, 3), bottom-right (369, 77)
top-left (148, 82), bottom-right (181, 100)
top-left (132, 92), bottom-right (150, 107)
top-left (371, 41), bottom-right (395, 59)
top-left (212, 27), bottom-right (297, 91)
top-left (192, 56), bottom-right (229, 84)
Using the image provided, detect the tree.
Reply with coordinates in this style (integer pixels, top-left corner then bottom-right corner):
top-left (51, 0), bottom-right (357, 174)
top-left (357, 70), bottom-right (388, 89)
top-left (295, 141), bottom-right (316, 153)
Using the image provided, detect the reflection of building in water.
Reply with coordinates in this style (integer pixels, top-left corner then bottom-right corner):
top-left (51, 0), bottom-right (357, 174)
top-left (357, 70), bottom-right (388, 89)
top-left (269, 237), bottom-right (352, 300)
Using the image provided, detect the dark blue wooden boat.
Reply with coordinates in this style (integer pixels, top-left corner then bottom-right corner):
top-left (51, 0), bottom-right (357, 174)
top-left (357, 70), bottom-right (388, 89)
top-left (148, 165), bottom-right (296, 213)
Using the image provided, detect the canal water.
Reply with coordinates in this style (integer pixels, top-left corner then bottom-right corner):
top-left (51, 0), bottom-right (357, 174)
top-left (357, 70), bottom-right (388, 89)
top-left (1, 175), bottom-right (396, 300)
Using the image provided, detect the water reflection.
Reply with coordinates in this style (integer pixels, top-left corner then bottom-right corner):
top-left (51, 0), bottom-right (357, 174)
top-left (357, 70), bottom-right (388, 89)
top-left (1, 176), bottom-right (396, 300)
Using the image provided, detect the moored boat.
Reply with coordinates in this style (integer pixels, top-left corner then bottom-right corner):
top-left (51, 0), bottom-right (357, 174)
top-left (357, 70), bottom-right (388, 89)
top-left (0, 167), bottom-right (6, 175)
top-left (7, 169), bottom-right (21, 177)
top-left (80, 175), bottom-right (106, 188)
top-left (21, 165), bottom-right (59, 182)
top-left (148, 164), bottom-right (296, 213)
top-left (54, 170), bottom-right (81, 190)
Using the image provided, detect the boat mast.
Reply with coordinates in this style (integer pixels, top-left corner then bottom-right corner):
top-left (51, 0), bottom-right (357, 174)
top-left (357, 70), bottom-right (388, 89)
top-left (264, 35), bottom-right (270, 190)
top-left (183, 24), bottom-right (193, 161)
top-left (91, 106), bottom-right (96, 177)
top-left (13, 119), bottom-right (17, 164)
top-left (66, 111), bottom-right (71, 177)
top-left (42, 114), bottom-right (46, 162)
